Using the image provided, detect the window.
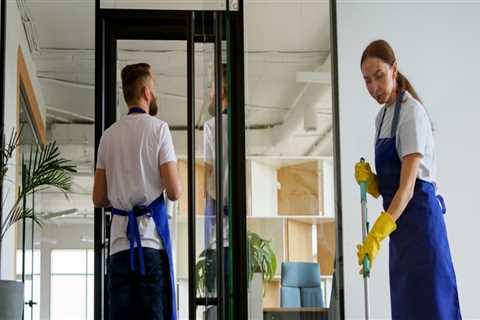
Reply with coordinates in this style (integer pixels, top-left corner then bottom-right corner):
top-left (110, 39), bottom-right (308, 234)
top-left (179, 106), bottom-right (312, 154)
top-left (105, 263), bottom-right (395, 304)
top-left (50, 249), bottom-right (94, 320)
top-left (16, 250), bottom-right (41, 320)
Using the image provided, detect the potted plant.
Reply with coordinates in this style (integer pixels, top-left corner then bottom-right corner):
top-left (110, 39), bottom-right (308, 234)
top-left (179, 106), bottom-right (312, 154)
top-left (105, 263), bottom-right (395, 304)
top-left (0, 129), bottom-right (76, 320)
top-left (195, 230), bottom-right (277, 318)
top-left (247, 231), bottom-right (277, 319)
top-left (247, 231), bottom-right (277, 284)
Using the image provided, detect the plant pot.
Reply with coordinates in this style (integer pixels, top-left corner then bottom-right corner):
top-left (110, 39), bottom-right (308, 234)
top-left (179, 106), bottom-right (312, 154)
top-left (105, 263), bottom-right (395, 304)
top-left (0, 280), bottom-right (24, 320)
top-left (248, 272), bottom-right (263, 320)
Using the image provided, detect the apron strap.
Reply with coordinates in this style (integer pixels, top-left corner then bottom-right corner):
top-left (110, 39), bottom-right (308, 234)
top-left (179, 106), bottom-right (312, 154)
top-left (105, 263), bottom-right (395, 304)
top-left (377, 91), bottom-right (405, 141)
top-left (390, 91), bottom-right (405, 137)
top-left (111, 208), bottom-right (147, 275)
top-left (376, 107), bottom-right (388, 141)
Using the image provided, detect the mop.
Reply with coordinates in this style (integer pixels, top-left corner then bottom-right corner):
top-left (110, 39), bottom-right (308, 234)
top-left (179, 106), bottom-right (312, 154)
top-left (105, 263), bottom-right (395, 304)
top-left (359, 158), bottom-right (371, 320)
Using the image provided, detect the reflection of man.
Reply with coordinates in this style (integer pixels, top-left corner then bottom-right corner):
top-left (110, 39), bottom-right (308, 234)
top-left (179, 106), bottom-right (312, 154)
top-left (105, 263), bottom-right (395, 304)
top-left (93, 63), bottom-right (182, 320)
top-left (204, 65), bottom-right (229, 248)
top-left (203, 66), bottom-right (230, 317)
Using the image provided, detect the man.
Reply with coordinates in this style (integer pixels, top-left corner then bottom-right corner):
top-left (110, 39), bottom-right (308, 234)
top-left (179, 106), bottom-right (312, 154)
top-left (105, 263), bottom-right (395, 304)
top-left (93, 63), bottom-right (182, 320)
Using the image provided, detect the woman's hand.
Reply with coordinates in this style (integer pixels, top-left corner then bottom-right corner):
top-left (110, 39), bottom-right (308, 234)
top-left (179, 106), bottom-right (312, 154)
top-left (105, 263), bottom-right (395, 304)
top-left (355, 161), bottom-right (380, 198)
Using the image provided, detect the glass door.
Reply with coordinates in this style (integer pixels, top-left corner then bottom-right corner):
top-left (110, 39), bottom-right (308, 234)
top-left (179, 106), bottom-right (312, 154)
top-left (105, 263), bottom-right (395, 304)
top-left (95, 8), bottom-right (234, 319)
top-left (17, 89), bottom-right (41, 320)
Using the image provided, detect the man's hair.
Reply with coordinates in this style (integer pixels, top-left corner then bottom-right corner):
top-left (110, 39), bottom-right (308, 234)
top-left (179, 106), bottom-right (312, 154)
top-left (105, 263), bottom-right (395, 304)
top-left (121, 63), bottom-right (152, 105)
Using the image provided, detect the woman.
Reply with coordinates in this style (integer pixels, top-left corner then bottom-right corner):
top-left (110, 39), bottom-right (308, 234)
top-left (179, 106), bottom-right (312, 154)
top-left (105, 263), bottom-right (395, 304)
top-left (355, 40), bottom-right (461, 320)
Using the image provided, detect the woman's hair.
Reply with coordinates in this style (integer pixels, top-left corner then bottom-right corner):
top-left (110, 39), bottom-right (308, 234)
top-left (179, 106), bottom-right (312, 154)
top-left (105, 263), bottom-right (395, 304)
top-left (361, 40), bottom-right (421, 103)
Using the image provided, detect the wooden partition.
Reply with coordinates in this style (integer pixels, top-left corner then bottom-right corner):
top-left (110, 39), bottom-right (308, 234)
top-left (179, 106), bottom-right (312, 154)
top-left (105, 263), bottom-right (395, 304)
top-left (178, 159), bottom-right (205, 215)
top-left (277, 161), bottom-right (319, 216)
top-left (17, 46), bottom-right (46, 144)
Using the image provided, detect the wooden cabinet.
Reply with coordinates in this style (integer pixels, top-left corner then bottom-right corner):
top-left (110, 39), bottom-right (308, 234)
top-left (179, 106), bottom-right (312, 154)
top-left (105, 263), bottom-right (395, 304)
top-left (177, 159), bottom-right (205, 216)
top-left (277, 161), bottom-right (319, 216)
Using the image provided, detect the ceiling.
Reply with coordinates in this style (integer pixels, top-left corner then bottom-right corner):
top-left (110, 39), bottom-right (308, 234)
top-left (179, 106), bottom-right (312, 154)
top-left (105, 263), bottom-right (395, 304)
top-left (15, 0), bottom-right (333, 224)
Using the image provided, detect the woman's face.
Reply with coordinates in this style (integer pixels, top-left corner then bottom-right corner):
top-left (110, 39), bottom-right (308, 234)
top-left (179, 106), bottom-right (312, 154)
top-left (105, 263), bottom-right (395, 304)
top-left (361, 57), bottom-right (397, 105)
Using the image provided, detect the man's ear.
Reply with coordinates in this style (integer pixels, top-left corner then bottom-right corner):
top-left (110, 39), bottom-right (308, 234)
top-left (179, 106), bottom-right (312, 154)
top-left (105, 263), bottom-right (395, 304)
top-left (142, 86), bottom-right (150, 102)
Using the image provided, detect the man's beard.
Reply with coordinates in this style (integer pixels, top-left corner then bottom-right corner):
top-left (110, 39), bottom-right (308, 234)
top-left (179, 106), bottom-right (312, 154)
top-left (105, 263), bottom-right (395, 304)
top-left (149, 97), bottom-right (158, 116)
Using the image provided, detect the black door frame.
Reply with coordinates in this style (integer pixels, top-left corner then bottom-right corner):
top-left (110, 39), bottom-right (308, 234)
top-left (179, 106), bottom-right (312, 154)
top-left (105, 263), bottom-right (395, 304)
top-left (329, 0), bottom-right (345, 318)
top-left (0, 0), bottom-right (7, 261)
top-left (94, 5), bottom-right (248, 320)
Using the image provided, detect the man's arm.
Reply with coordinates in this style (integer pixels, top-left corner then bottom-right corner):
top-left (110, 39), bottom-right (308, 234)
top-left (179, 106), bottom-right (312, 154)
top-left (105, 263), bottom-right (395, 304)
top-left (92, 169), bottom-right (111, 208)
top-left (160, 161), bottom-right (182, 201)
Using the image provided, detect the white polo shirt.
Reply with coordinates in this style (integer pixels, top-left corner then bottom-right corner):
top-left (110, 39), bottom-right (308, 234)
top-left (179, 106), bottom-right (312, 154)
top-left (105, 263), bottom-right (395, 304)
top-left (96, 113), bottom-right (177, 255)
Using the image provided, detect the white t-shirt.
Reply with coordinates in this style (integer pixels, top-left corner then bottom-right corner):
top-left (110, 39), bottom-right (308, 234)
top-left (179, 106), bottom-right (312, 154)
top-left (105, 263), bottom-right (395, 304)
top-left (96, 113), bottom-right (177, 255)
top-left (203, 114), bottom-right (229, 203)
top-left (375, 91), bottom-right (437, 184)
top-left (203, 114), bottom-right (229, 247)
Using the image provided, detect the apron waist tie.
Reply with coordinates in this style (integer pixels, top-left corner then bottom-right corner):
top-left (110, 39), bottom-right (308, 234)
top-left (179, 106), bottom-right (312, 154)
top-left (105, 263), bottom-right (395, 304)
top-left (112, 206), bottom-right (152, 276)
top-left (437, 194), bottom-right (447, 214)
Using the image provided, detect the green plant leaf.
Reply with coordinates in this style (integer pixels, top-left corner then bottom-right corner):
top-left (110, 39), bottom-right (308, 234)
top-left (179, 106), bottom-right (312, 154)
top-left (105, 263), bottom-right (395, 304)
top-left (1, 140), bottom-right (77, 241)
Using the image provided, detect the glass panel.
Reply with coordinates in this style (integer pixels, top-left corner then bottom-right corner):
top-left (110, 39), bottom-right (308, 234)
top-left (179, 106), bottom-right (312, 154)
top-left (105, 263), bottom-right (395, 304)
top-left (101, 0), bottom-right (226, 11)
top-left (6, 2), bottom-right (95, 320)
top-left (196, 34), bottom-right (231, 317)
top-left (244, 1), bottom-right (337, 318)
top-left (16, 86), bottom-right (41, 320)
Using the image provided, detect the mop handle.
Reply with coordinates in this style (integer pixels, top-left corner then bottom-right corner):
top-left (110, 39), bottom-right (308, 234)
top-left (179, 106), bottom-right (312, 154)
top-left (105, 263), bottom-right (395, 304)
top-left (360, 158), bottom-right (371, 277)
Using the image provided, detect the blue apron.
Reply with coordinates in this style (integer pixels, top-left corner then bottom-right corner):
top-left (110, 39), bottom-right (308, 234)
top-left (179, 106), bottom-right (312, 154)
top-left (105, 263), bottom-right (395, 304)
top-left (112, 195), bottom-right (177, 320)
top-left (375, 91), bottom-right (461, 320)
top-left (204, 196), bottom-right (228, 248)
top-left (110, 107), bottom-right (177, 320)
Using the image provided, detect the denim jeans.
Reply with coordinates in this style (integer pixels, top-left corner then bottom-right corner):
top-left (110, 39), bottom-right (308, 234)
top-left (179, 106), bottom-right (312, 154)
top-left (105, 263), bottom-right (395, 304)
top-left (108, 248), bottom-right (172, 320)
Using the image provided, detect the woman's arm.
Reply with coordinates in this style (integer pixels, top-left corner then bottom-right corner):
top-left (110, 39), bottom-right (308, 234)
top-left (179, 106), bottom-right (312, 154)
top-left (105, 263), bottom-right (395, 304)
top-left (386, 153), bottom-right (422, 221)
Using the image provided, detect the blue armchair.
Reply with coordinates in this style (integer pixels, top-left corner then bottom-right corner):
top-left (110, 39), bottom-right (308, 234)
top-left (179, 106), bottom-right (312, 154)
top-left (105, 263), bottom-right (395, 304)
top-left (280, 262), bottom-right (324, 308)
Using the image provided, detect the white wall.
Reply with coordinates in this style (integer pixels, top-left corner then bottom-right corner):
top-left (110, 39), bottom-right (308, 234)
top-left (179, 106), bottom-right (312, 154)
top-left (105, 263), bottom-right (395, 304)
top-left (1, 1), bottom-right (47, 280)
top-left (337, 2), bottom-right (480, 319)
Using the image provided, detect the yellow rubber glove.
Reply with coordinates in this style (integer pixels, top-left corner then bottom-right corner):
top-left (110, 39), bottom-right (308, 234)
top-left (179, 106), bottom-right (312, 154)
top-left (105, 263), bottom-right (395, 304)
top-left (357, 212), bottom-right (397, 268)
top-left (355, 161), bottom-right (380, 198)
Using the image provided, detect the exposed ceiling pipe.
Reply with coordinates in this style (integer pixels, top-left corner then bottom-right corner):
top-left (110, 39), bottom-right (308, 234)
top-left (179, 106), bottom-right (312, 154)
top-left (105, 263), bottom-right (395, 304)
top-left (269, 83), bottom-right (329, 150)
top-left (304, 102), bottom-right (318, 132)
top-left (41, 208), bottom-right (78, 220)
top-left (304, 125), bottom-right (332, 156)
top-left (38, 77), bottom-right (94, 90)
top-left (47, 106), bottom-right (94, 123)
top-left (17, 0), bottom-right (40, 55)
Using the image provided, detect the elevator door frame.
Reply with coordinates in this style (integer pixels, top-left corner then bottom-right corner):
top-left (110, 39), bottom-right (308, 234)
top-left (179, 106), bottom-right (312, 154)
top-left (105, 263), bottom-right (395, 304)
top-left (94, 7), bottom-right (249, 320)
